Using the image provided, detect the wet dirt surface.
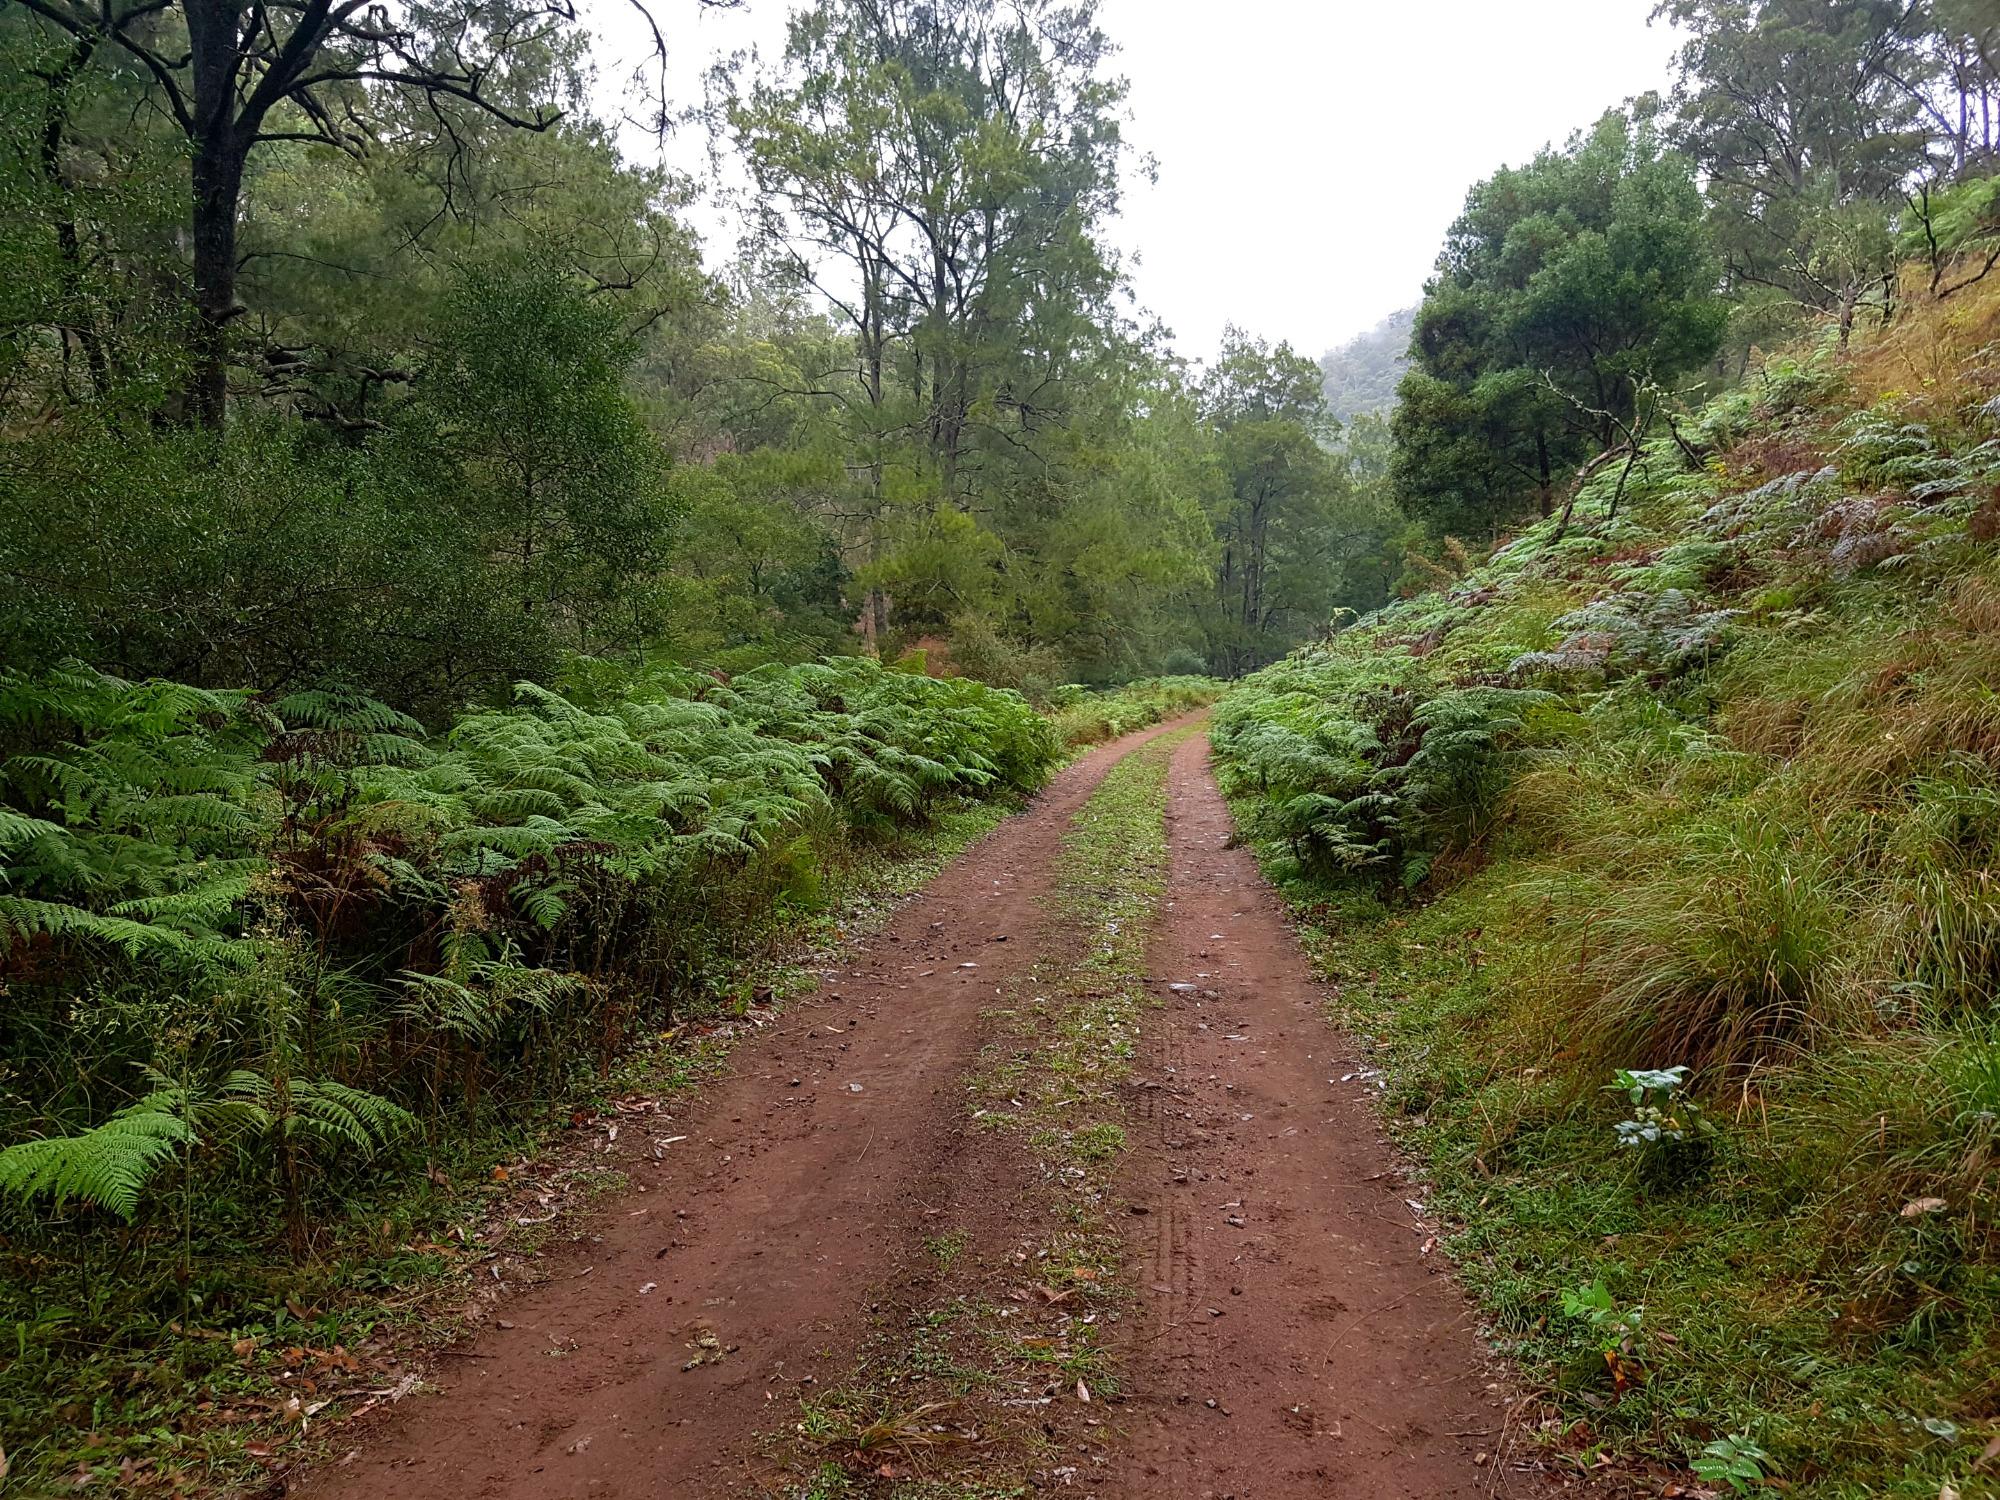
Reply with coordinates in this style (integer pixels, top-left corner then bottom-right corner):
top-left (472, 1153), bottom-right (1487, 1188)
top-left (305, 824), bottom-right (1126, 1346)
top-left (295, 723), bottom-right (1558, 1500)
top-left (1110, 732), bottom-right (1548, 1499)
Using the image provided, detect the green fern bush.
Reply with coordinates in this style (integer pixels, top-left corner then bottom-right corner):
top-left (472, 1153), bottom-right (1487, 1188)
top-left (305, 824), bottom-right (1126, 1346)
top-left (1211, 651), bottom-right (1550, 887)
top-left (1048, 676), bottom-right (1225, 747)
top-left (0, 655), bottom-right (1055, 1246)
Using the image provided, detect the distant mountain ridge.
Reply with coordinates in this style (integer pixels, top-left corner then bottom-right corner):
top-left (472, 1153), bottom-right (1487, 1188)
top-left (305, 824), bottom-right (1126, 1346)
top-left (1317, 305), bottom-right (1415, 425)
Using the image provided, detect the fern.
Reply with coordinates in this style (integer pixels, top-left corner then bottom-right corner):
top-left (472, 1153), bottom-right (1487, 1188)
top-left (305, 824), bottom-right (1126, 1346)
top-left (219, 1071), bottom-right (416, 1157)
top-left (0, 652), bottom-right (1055, 1254)
top-left (0, 1094), bottom-right (197, 1220)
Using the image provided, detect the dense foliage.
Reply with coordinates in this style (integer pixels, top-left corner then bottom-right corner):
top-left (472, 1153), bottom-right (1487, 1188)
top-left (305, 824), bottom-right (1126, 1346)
top-left (0, 654), bottom-right (1055, 1218)
top-left (1316, 306), bottom-right (1416, 425)
top-left (1392, 109), bottom-right (1728, 537)
top-left (0, 652), bottom-right (1054, 1480)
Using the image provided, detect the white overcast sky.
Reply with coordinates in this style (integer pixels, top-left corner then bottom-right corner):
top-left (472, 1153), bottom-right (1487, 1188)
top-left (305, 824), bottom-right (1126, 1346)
top-left (589, 0), bottom-right (1684, 361)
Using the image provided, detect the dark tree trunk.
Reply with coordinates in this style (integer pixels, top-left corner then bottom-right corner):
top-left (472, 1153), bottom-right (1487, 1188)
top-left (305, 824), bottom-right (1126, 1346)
top-left (39, 34), bottom-right (113, 398)
top-left (188, 142), bottom-right (245, 428)
top-left (183, 0), bottom-right (254, 428)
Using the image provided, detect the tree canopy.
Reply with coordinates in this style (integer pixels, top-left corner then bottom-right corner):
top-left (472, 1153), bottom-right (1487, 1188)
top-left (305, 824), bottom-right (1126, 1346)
top-left (1392, 109), bottom-right (1727, 536)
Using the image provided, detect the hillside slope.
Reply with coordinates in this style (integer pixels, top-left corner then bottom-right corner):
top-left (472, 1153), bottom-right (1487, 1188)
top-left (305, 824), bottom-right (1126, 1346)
top-left (1214, 285), bottom-right (2000, 1498)
top-left (1318, 305), bottom-right (1416, 424)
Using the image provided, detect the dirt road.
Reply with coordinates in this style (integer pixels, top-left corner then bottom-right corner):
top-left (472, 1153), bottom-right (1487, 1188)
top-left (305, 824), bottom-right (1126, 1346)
top-left (295, 720), bottom-right (1548, 1500)
top-left (1112, 732), bottom-right (1526, 1498)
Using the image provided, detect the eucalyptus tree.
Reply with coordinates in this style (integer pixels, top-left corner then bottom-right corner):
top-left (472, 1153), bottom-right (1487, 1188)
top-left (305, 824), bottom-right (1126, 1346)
top-left (719, 0), bottom-right (1131, 640)
top-left (4, 0), bottom-right (720, 427)
top-left (1654, 0), bottom-right (1933, 336)
top-left (1198, 328), bottom-right (1357, 675)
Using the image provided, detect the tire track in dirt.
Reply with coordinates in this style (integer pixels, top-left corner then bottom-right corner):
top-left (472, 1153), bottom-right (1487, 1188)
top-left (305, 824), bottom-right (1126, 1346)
top-left (1111, 733), bottom-right (1554, 1499)
top-left (291, 717), bottom-right (1199, 1500)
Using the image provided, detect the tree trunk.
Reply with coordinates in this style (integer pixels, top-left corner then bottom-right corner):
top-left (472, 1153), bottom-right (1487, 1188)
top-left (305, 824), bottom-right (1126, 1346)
top-left (184, 0), bottom-right (249, 429)
top-left (39, 35), bottom-right (112, 400)
top-left (188, 143), bottom-right (245, 427)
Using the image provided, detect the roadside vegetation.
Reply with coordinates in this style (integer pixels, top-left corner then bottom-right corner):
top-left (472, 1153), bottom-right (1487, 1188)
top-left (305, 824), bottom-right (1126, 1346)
top-left (0, 657), bottom-right (1055, 1489)
top-left (1202, 11), bottom-right (2000, 1489)
top-left (1214, 278), bottom-right (2000, 1496)
top-left (1049, 678), bottom-right (1224, 749)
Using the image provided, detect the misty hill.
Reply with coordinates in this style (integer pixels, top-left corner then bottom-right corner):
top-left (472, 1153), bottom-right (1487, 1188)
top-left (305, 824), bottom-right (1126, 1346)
top-left (1318, 305), bottom-right (1415, 424)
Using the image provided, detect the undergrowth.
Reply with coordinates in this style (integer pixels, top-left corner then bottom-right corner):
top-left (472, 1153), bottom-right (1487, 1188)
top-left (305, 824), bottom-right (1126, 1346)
top-left (1213, 285), bottom-right (2000, 1498)
top-left (1048, 677), bottom-right (1222, 749)
top-left (0, 653), bottom-right (1056, 1492)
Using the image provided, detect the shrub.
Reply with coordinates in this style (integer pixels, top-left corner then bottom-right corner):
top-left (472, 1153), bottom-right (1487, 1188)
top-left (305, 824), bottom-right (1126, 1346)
top-left (1049, 676), bottom-right (1224, 748)
top-left (1212, 649), bottom-right (1549, 887)
top-left (0, 656), bottom-right (1059, 1244)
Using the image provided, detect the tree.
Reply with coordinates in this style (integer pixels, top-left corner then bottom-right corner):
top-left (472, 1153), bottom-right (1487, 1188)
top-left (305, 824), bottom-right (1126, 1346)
top-left (721, 0), bottom-right (1130, 642)
top-left (1317, 306), bottom-right (1416, 424)
top-left (1392, 109), bottom-right (1726, 535)
top-left (1654, 0), bottom-right (1933, 338)
top-left (403, 260), bottom-right (678, 649)
top-left (5, 0), bottom-right (717, 427)
top-left (1199, 329), bottom-right (1356, 675)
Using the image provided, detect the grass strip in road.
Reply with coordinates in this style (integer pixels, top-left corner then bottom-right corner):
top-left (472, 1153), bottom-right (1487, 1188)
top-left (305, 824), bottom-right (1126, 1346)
top-left (779, 731), bottom-right (1190, 1499)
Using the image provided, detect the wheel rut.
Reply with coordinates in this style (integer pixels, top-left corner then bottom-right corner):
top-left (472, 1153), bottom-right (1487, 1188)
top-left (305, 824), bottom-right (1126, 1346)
top-left (291, 717), bottom-right (1196, 1500)
top-left (1109, 732), bottom-right (1553, 1499)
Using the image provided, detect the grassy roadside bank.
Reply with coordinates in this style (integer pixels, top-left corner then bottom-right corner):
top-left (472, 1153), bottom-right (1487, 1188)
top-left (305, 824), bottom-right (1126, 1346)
top-left (1234, 841), bottom-right (2000, 1500)
top-left (1209, 329), bottom-right (2000, 1498)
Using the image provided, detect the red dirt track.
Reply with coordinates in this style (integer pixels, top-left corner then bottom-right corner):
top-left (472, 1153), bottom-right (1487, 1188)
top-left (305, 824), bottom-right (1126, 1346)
top-left (293, 721), bottom-right (1552, 1500)
top-left (1111, 731), bottom-right (1538, 1498)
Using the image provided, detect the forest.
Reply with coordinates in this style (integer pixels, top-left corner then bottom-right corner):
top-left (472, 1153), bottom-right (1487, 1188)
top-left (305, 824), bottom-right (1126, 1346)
top-left (5, 0), bottom-right (2000, 1495)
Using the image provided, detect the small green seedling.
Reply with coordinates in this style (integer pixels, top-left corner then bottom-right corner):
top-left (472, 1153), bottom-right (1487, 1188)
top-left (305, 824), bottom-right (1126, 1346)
top-left (1562, 1278), bottom-right (1642, 1353)
top-left (1691, 1431), bottom-right (1774, 1493)
top-left (1608, 1065), bottom-right (1714, 1148)
top-left (1563, 1278), bottom-right (1644, 1391)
